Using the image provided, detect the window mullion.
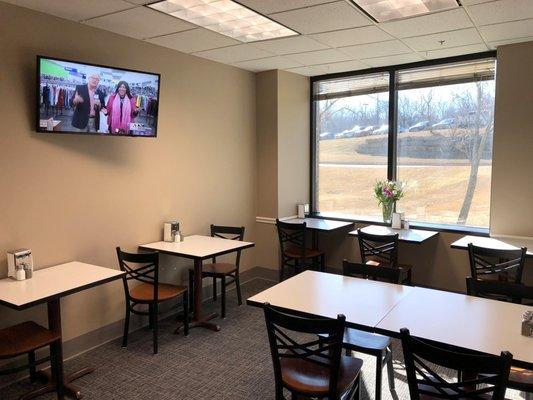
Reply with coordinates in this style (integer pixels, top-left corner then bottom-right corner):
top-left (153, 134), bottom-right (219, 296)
top-left (388, 70), bottom-right (397, 181)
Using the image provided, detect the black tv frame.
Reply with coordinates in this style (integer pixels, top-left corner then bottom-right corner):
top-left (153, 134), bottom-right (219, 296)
top-left (36, 55), bottom-right (161, 137)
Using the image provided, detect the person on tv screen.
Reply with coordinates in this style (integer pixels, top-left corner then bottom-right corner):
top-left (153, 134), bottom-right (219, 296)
top-left (105, 81), bottom-right (139, 135)
top-left (70, 72), bottom-right (106, 133)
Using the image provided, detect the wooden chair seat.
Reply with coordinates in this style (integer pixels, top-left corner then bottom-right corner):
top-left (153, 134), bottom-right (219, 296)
top-left (198, 262), bottom-right (237, 276)
top-left (281, 355), bottom-right (363, 396)
top-left (343, 328), bottom-right (391, 352)
top-left (509, 366), bottom-right (533, 389)
top-left (0, 321), bottom-right (60, 358)
top-left (129, 283), bottom-right (187, 303)
top-left (284, 246), bottom-right (324, 259)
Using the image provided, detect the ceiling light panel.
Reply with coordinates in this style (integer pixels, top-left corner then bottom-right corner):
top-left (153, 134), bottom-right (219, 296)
top-left (351, 0), bottom-right (461, 23)
top-left (148, 0), bottom-right (298, 42)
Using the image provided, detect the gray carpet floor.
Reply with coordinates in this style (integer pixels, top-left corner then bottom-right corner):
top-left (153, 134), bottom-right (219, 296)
top-left (2, 278), bottom-right (526, 399)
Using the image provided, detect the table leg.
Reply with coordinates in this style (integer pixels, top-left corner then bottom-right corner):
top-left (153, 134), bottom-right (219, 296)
top-left (312, 230), bottom-right (319, 249)
top-left (190, 258), bottom-right (220, 332)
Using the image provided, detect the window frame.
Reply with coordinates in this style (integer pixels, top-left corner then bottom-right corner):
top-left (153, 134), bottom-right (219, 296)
top-left (310, 51), bottom-right (497, 235)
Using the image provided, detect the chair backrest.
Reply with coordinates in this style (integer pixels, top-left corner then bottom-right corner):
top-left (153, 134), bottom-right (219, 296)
top-left (116, 247), bottom-right (159, 301)
top-left (275, 219), bottom-right (307, 259)
top-left (357, 229), bottom-right (399, 267)
top-left (210, 224), bottom-right (245, 265)
top-left (263, 304), bottom-right (345, 399)
top-left (343, 260), bottom-right (403, 284)
top-left (466, 277), bottom-right (533, 304)
top-left (400, 328), bottom-right (512, 400)
top-left (467, 244), bottom-right (526, 283)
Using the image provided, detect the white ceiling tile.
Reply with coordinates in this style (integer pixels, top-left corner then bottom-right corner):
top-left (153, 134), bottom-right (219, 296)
top-left (488, 36), bottom-right (533, 49)
top-left (340, 40), bottom-right (412, 59)
top-left (146, 28), bottom-right (240, 53)
top-left (285, 48), bottom-right (352, 65)
top-left (194, 44), bottom-right (275, 63)
top-left (1, 0), bottom-right (133, 21)
top-left (233, 56), bottom-right (303, 72)
top-left (270, 1), bottom-right (372, 35)
top-left (287, 65), bottom-right (328, 76)
top-left (380, 8), bottom-right (473, 38)
top-left (460, 0), bottom-right (493, 4)
top-left (125, 0), bottom-right (154, 4)
top-left (403, 28), bottom-right (483, 51)
top-left (236, 0), bottom-right (334, 15)
top-left (317, 59), bottom-right (369, 74)
top-left (84, 7), bottom-right (194, 40)
top-left (252, 35), bottom-right (328, 55)
top-left (467, 0), bottom-right (533, 26)
top-left (479, 19), bottom-right (533, 42)
top-left (362, 53), bottom-right (424, 68)
top-left (424, 43), bottom-right (489, 59)
top-left (310, 26), bottom-right (393, 48)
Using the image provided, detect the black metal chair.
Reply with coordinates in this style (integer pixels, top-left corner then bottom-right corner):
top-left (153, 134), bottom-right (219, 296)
top-left (0, 322), bottom-right (64, 399)
top-left (276, 219), bottom-right (325, 282)
top-left (263, 304), bottom-right (363, 400)
top-left (466, 277), bottom-right (533, 399)
top-left (357, 229), bottom-right (412, 284)
top-left (323, 260), bottom-right (403, 400)
top-left (188, 225), bottom-right (245, 318)
top-left (400, 328), bottom-right (512, 400)
top-left (467, 243), bottom-right (527, 284)
top-left (116, 247), bottom-right (188, 355)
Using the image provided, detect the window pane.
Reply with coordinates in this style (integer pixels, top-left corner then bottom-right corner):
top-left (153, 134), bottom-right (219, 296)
top-left (396, 60), bottom-right (496, 228)
top-left (315, 72), bottom-right (389, 219)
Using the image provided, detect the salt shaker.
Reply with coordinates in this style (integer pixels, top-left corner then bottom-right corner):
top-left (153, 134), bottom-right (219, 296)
top-left (522, 310), bottom-right (533, 337)
top-left (15, 264), bottom-right (26, 281)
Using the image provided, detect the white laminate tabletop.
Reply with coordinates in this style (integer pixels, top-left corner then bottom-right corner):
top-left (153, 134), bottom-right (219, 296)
top-left (284, 218), bottom-right (353, 231)
top-left (451, 235), bottom-right (533, 256)
top-left (0, 262), bottom-right (124, 310)
top-left (349, 225), bottom-right (438, 243)
top-left (376, 286), bottom-right (533, 366)
top-left (247, 270), bottom-right (413, 329)
top-left (139, 235), bottom-right (255, 259)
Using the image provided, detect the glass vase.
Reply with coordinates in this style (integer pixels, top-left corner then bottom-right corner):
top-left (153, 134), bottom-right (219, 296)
top-left (382, 202), bottom-right (394, 224)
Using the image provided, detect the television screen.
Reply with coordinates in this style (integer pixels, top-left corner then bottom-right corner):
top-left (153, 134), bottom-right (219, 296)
top-left (37, 56), bottom-right (160, 137)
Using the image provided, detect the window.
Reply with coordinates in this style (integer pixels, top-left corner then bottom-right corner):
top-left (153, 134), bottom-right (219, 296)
top-left (312, 54), bottom-right (496, 229)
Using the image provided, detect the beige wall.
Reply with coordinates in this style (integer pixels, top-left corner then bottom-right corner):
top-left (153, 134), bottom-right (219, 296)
top-left (277, 70), bottom-right (310, 218)
top-left (0, 2), bottom-right (257, 341)
top-left (490, 41), bottom-right (533, 238)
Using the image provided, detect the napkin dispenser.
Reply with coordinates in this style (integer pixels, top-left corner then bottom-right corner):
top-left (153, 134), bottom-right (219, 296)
top-left (391, 212), bottom-right (404, 229)
top-left (297, 204), bottom-right (309, 219)
top-left (163, 221), bottom-right (180, 242)
top-left (7, 249), bottom-right (33, 279)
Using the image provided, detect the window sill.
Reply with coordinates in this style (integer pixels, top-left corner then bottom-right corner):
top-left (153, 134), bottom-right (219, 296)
top-left (310, 211), bottom-right (490, 236)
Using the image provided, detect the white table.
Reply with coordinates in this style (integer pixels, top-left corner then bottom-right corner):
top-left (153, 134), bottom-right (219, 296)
top-left (0, 262), bottom-right (124, 399)
top-left (349, 225), bottom-right (439, 244)
top-left (451, 235), bottom-right (533, 257)
top-left (247, 270), bottom-right (413, 331)
top-left (248, 271), bottom-right (533, 369)
top-left (139, 235), bottom-right (254, 332)
top-left (375, 286), bottom-right (533, 369)
top-left (284, 218), bottom-right (353, 248)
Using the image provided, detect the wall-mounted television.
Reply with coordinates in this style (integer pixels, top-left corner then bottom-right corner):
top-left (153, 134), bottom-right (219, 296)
top-left (37, 56), bottom-right (160, 137)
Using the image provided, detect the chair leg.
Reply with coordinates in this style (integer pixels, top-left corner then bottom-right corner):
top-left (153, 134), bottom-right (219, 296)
top-left (212, 276), bottom-right (217, 301)
top-left (279, 263), bottom-right (284, 282)
top-left (375, 353), bottom-right (383, 400)
top-left (183, 293), bottom-right (189, 336)
top-left (188, 269), bottom-right (194, 310)
top-left (28, 351), bottom-right (37, 383)
top-left (221, 276), bottom-right (226, 319)
top-left (320, 254), bottom-right (325, 272)
top-left (385, 348), bottom-right (396, 391)
top-left (235, 272), bottom-right (243, 306)
top-left (152, 303), bottom-right (158, 355)
top-left (122, 305), bottom-right (130, 348)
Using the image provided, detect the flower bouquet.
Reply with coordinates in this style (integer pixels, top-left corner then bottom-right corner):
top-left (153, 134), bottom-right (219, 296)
top-left (374, 180), bottom-right (405, 224)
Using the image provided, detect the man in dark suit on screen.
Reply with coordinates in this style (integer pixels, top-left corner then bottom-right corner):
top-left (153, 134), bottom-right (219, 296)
top-left (70, 72), bottom-right (106, 132)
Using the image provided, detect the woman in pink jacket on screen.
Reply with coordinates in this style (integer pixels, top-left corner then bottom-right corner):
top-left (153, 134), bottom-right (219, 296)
top-left (106, 81), bottom-right (139, 134)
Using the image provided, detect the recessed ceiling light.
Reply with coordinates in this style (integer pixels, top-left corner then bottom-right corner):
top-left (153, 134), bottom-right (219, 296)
top-left (350, 0), bottom-right (461, 23)
top-left (147, 0), bottom-right (299, 43)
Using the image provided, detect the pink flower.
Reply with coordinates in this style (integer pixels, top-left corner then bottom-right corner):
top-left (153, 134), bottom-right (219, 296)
top-left (383, 188), bottom-right (393, 198)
